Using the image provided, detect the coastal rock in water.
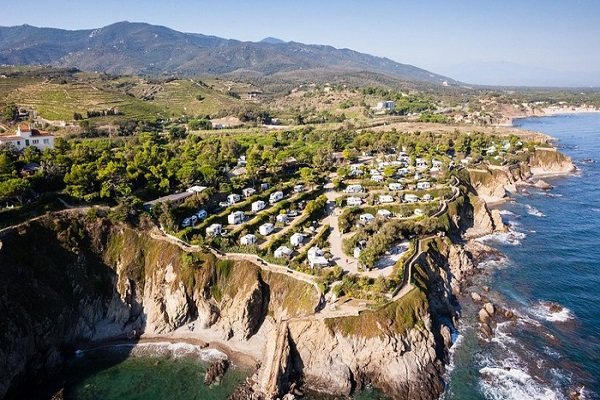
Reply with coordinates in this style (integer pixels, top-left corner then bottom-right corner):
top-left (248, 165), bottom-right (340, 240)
top-left (479, 308), bottom-right (491, 324)
top-left (471, 292), bottom-right (482, 302)
top-left (490, 209), bottom-right (508, 232)
top-left (204, 359), bottom-right (229, 385)
top-left (484, 302), bottom-right (495, 316)
top-left (533, 179), bottom-right (553, 190)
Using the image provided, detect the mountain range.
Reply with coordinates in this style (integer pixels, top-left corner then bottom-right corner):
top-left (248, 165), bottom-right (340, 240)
top-left (0, 21), bottom-right (455, 84)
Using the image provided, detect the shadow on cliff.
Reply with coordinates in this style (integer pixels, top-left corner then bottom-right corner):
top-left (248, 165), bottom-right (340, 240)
top-left (0, 219), bottom-right (146, 400)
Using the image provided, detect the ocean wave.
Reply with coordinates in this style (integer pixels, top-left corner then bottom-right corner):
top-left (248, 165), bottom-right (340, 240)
top-left (530, 301), bottom-right (574, 323)
top-left (525, 204), bottom-right (546, 217)
top-left (490, 321), bottom-right (517, 349)
top-left (499, 210), bottom-right (517, 216)
top-left (479, 364), bottom-right (566, 400)
top-left (476, 230), bottom-right (527, 246)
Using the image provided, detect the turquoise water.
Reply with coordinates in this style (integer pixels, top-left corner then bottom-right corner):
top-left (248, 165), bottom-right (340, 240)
top-left (22, 346), bottom-right (249, 400)
top-left (444, 114), bottom-right (600, 400)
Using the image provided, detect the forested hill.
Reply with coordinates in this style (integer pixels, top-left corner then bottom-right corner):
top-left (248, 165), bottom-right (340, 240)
top-left (0, 21), bottom-right (455, 84)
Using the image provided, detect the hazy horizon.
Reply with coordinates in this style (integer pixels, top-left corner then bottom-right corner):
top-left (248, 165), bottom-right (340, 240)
top-left (2, 0), bottom-right (599, 87)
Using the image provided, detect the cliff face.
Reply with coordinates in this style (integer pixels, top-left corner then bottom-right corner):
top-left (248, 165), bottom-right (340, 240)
top-left (468, 148), bottom-right (574, 203)
top-left (0, 216), bottom-right (319, 398)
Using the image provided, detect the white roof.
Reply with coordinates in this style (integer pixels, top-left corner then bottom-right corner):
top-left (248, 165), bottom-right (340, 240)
top-left (187, 185), bottom-right (207, 193)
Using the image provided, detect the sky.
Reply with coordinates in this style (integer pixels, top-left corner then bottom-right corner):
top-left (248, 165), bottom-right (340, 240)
top-left (2, 0), bottom-right (600, 86)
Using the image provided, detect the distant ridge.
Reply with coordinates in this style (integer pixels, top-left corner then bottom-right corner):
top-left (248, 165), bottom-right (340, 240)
top-left (260, 37), bottom-right (286, 44)
top-left (0, 21), bottom-right (456, 84)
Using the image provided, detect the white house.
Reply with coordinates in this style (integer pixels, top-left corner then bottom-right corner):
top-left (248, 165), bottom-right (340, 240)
top-left (260, 182), bottom-right (269, 191)
top-left (344, 184), bottom-right (363, 194)
top-left (0, 123), bottom-right (55, 151)
top-left (307, 246), bottom-right (329, 268)
top-left (227, 193), bottom-right (241, 204)
top-left (243, 187), bottom-right (256, 198)
top-left (416, 181), bottom-right (431, 190)
top-left (376, 100), bottom-right (395, 111)
top-left (269, 191), bottom-right (284, 204)
top-left (359, 213), bottom-right (375, 224)
top-left (228, 211), bottom-right (245, 225)
top-left (377, 209), bottom-right (392, 219)
top-left (206, 223), bottom-right (222, 237)
top-left (389, 182), bottom-right (404, 191)
top-left (378, 195), bottom-right (394, 204)
top-left (346, 196), bottom-right (363, 207)
top-left (415, 158), bottom-right (428, 170)
top-left (274, 246), bottom-right (293, 259)
top-left (252, 200), bottom-right (266, 212)
top-left (294, 184), bottom-right (305, 193)
top-left (404, 194), bottom-right (419, 203)
top-left (290, 233), bottom-right (305, 247)
top-left (259, 223), bottom-right (274, 236)
top-left (371, 174), bottom-right (384, 183)
top-left (240, 234), bottom-right (257, 245)
top-left (196, 209), bottom-right (208, 220)
top-left (276, 214), bottom-right (289, 224)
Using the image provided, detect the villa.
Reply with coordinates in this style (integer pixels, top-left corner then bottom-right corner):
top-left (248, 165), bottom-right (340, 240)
top-left (0, 123), bottom-right (55, 151)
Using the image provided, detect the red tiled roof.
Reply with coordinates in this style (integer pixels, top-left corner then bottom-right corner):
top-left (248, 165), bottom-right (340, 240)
top-left (19, 123), bottom-right (30, 131)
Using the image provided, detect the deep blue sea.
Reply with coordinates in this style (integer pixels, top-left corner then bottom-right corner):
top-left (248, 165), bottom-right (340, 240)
top-left (444, 113), bottom-right (600, 400)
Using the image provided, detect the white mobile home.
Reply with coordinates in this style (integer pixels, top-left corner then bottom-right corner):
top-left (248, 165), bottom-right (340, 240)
top-left (404, 194), bottom-right (419, 203)
top-left (206, 224), bottom-right (222, 237)
top-left (227, 193), bottom-right (241, 204)
top-left (359, 213), bottom-right (375, 224)
top-left (416, 181), bottom-right (431, 190)
top-left (389, 182), bottom-right (404, 191)
top-left (228, 211), bottom-right (245, 225)
top-left (276, 214), bottom-right (289, 224)
top-left (346, 196), bottom-right (363, 207)
top-left (240, 234), bottom-right (257, 245)
top-left (344, 184), bottom-right (363, 194)
top-left (274, 246), bottom-right (293, 259)
top-left (307, 246), bottom-right (329, 268)
top-left (371, 174), bottom-right (384, 183)
top-left (290, 233), bottom-right (305, 247)
top-left (294, 184), bottom-right (305, 193)
top-left (377, 209), bottom-right (392, 219)
top-left (243, 187), bottom-right (256, 198)
top-left (378, 195), bottom-right (394, 204)
top-left (252, 200), bottom-right (266, 212)
top-left (259, 223), bottom-right (274, 236)
top-left (269, 191), bottom-right (284, 204)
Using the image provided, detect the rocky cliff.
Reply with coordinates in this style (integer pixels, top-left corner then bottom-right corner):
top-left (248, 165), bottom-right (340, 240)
top-left (468, 148), bottom-right (575, 203)
top-left (0, 215), bottom-right (319, 398)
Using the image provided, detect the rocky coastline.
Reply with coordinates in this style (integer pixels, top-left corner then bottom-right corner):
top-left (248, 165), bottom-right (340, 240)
top-left (0, 144), bottom-right (575, 400)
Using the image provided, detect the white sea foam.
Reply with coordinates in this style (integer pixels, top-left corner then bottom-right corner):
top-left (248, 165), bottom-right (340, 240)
top-left (499, 210), bottom-right (517, 216)
top-left (476, 230), bottom-right (527, 246)
top-left (491, 321), bottom-right (516, 349)
top-left (530, 301), bottom-right (574, 323)
top-left (525, 204), bottom-right (546, 217)
top-left (479, 365), bottom-right (565, 400)
top-left (75, 341), bottom-right (228, 362)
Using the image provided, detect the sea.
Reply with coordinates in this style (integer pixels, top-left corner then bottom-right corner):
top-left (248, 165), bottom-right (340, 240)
top-left (444, 113), bottom-right (600, 400)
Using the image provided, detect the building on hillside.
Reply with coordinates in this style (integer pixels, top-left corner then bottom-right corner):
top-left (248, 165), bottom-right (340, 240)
top-left (375, 100), bottom-right (396, 111)
top-left (243, 187), bottom-right (256, 198)
top-left (259, 223), bottom-right (274, 236)
top-left (228, 211), bottom-right (245, 225)
top-left (290, 233), bottom-right (305, 247)
top-left (416, 181), bottom-right (431, 190)
top-left (0, 123), bottom-right (55, 151)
